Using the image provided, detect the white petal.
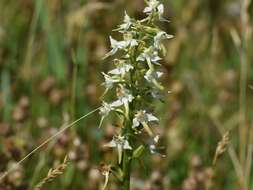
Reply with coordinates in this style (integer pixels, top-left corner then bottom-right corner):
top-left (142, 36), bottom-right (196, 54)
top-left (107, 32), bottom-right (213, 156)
top-left (102, 172), bottom-right (109, 190)
top-left (124, 11), bottom-right (131, 22)
top-left (156, 71), bottom-right (163, 78)
top-left (104, 49), bottom-right (116, 58)
top-left (111, 100), bottom-right (124, 107)
top-left (147, 114), bottom-right (159, 122)
top-left (117, 145), bottom-right (123, 164)
top-left (110, 36), bottom-right (117, 47)
top-left (108, 68), bottom-right (122, 75)
top-left (166, 34), bottom-right (174, 39)
top-left (117, 41), bottom-right (127, 48)
top-left (157, 4), bottom-right (164, 14)
top-left (99, 102), bottom-right (112, 116)
top-left (152, 55), bottom-right (162, 62)
top-left (149, 144), bottom-right (156, 154)
top-left (121, 97), bottom-right (128, 105)
top-left (125, 64), bottom-right (134, 71)
top-left (154, 135), bottom-right (160, 143)
top-left (143, 7), bottom-right (152, 13)
top-left (108, 64), bottom-right (133, 75)
top-left (102, 72), bottom-right (119, 88)
top-left (110, 48), bottom-right (118, 55)
top-left (136, 54), bottom-right (145, 61)
top-left (123, 140), bottom-right (132, 150)
top-left (127, 94), bottom-right (134, 102)
top-left (130, 39), bottom-right (138, 46)
top-left (144, 74), bottom-right (150, 81)
top-left (132, 118), bottom-right (140, 128)
top-left (105, 140), bottom-right (117, 148)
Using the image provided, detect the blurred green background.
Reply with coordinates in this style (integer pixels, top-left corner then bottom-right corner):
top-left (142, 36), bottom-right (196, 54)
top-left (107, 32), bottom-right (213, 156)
top-left (0, 0), bottom-right (253, 189)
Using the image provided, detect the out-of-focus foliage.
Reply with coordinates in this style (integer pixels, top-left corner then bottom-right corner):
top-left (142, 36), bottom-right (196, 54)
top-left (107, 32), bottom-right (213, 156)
top-left (0, 0), bottom-right (252, 189)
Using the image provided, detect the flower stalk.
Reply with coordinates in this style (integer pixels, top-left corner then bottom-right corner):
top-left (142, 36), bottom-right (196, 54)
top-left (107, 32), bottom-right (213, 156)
top-left (99, 0), bottom-right (173, 189)
top-left (122, 118), bottom-right (133, 190)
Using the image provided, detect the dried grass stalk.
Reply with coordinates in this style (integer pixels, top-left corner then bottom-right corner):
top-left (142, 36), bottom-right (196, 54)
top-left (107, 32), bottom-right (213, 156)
top-left (35, 156), bottom-right (68, 190)
top-left (213, 131), bottom-right (230, 165)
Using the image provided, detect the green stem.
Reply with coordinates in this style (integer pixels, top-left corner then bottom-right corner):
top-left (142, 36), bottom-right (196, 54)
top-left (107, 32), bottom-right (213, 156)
top-left (121, 42), bottom-right (137, 190)
top-left (122, 101), bottom-right (134, 190)
top-left (122, 150), bottom-right (131, 190)
top-left (70, 52), bottom-right (78, 122)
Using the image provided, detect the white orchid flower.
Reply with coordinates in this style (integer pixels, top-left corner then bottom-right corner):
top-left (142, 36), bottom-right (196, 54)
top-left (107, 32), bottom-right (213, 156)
top-left (123, 33), bottom-right (138, 47)
top-left (126, 39), bottom-right (138, 47)
top-left (109, 64), bottom-right (133, 75)
top-left (104, 34), bottom-right (138, 59)
top-left (144, 69), bottom-right (163, 82)
top-left (108, 60), bottom-right (134, 76)
top-left (144, 0), bottom-right (168, 22)
top-left (143, 0), bottom-right (160, 14)
top-left (154, 31), bottom-right (174, 49)
top-left (144, 69), bottom-right (164, 90)
top-left (111, 87), bottom-right (134, 107)
top-left (99, 102), bottom-right (114, 117)
top-left (117, 11), bottom-right (133, 32)
top-left (102, 72), bottom-right (120, 89)
top-left (132, 110), bottom-right (159, 136)
top-left (111, 86), bottom-right (134, 118)
top-left (105, 135), bottom-right (132, 164)
top-left (157, 4), bottom-right (165, 21)
top-left (99, 102), bottom-right (114, 128)
top-left (137, 47), bottom-right (162, 67)
top-left (104, 36), bottom-right (128, 58)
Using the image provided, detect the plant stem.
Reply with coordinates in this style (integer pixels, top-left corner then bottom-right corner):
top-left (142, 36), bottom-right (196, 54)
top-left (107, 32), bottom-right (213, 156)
top-left (70, 52), bottom-right (78, 125)
top-left (239, 1), bottom-right (250, 189)
top-left (122, 104), bottom-right (134, 190)
top-left (122, 150), bottom-right (132, 190)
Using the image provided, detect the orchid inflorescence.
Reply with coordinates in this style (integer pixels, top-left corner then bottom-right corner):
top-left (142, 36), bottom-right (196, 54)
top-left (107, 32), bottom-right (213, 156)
top-left (99, 0), bottom-right (173, 188)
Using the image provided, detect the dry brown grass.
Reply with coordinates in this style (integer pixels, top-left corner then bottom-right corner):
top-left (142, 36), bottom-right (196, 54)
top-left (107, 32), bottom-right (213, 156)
top-left (213, 131), bottom-right (230, 165)
top-left (35, 156), bottom-right (69, 190)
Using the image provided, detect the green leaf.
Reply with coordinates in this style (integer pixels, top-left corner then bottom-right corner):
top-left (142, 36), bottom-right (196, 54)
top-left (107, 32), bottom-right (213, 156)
top-left (111, 165), bottom-right (123, 182)
top-left (132, 145), bottom-right (145, 159)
